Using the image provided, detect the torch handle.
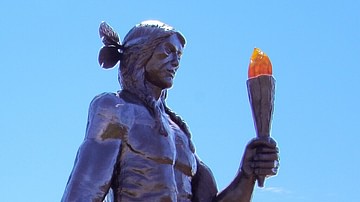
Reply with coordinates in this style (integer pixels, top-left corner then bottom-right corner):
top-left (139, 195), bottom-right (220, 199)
top-left (256, 136), bottom-right (272, 187)
top-left (257, 175), bottom-right (266, 187)
top-left (247, 76), bottom-right (275, 138)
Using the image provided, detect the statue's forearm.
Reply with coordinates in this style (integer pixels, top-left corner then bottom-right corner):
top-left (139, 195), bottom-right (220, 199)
top-left (214, 171), bottom-right (256, 202)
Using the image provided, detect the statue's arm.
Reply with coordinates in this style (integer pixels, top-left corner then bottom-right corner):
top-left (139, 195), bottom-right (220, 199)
top-left (213, 170), bottom-right (256, 202)
top-left (191, 156), bottom-right (218, 202)
top-left (62, 93), bottom-right (124, 202)
top-left (192, 138), bottom-right (279, 202)
top-left (191, 156), bottom-right (254, 202)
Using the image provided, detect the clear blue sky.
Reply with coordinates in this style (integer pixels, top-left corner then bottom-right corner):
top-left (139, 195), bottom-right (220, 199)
top-left (1, 1), bottom-right (359, 201)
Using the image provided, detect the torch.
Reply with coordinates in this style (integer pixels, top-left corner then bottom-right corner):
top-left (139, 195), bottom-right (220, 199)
top-left (247, 48), bottom-right (275, 187)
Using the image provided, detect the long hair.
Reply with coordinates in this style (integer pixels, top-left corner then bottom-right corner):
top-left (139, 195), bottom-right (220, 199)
top-left (117, 21), bottom-right (193, 150)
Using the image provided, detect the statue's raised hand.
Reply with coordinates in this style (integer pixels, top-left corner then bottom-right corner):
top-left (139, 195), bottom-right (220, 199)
top-left (240, 137), bottom-right (279, 183)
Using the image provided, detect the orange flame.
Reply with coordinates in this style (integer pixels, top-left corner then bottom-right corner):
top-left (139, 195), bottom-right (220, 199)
top-left (248, 48), bottom-right (272, 79)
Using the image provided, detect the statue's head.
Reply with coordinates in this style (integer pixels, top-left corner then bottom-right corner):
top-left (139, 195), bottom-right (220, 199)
top-left (98, 20), bottom-right (186, 94)
top-left (120, 20), bottom-right (186, 92)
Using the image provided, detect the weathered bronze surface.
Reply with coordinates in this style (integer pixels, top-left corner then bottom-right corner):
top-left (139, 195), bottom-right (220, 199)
top-left (62, 20), bottom-right (279, 202)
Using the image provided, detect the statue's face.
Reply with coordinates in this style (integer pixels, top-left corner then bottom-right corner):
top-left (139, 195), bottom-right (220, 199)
top-left (145, 34), bottom-right (183, 90)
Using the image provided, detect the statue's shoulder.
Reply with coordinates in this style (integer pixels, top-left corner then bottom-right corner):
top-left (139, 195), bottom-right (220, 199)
top-left (90, 92), bottom-right (124, 109)
top-left (89, 91), bottom-right (140, 116)
top-left (88, 91), bottom-right (136, 126)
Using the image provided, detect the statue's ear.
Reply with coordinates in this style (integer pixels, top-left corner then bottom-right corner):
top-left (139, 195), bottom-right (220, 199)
top-left (98, 22), bottom-right (123, 69)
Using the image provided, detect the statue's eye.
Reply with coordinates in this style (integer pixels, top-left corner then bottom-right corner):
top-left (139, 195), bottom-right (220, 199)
top-left (165, 47), bottom-right (172, 55)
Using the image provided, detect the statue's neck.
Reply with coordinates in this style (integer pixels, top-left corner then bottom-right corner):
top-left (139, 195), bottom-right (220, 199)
top-left (123, 80), bottom-right (167, 112)
top-left (144, 81), bottom-right (164, 101)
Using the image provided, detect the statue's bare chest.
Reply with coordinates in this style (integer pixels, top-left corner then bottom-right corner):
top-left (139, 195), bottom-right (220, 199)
top-left (120, 105), bottom-right (196, 176)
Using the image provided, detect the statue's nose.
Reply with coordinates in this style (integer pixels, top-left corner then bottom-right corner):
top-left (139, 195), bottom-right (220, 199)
top-left (171, 55), bottom-right (180, 67)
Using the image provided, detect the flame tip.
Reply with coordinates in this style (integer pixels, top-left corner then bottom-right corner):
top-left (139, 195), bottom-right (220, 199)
top-left (248, 48), bottom-right (272, 78)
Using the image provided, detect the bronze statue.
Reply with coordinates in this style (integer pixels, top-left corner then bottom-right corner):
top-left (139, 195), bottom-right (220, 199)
top-left (62, 20), bottom-right (279, 202)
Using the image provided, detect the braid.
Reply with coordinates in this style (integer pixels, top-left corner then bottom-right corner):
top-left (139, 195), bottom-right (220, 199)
top-left (164, 105), bottom-right (195, 153)
top-left (145, 95), bottom-right (168, 136)
top-left (124, 88), bottom-right (168, 137)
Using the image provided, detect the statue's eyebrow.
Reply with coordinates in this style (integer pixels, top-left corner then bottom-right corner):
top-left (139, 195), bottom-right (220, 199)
top-left (164, 42), bottom-right (183, 56)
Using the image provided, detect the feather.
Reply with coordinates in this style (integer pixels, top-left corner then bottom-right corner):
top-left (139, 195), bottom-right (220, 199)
top-left (98, 21), bottom-right (122, 69)
top-left (98, 46), bottom-right (122, 69)
top-left (99, 21), bottom-right (121, 46)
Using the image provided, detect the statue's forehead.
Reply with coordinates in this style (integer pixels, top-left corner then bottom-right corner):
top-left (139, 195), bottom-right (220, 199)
top-left (158, 35), bottom-right (183, 51)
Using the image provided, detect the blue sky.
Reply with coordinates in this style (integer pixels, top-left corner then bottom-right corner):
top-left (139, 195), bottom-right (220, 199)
top-left (1, 0), bottom-right (359, 201)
